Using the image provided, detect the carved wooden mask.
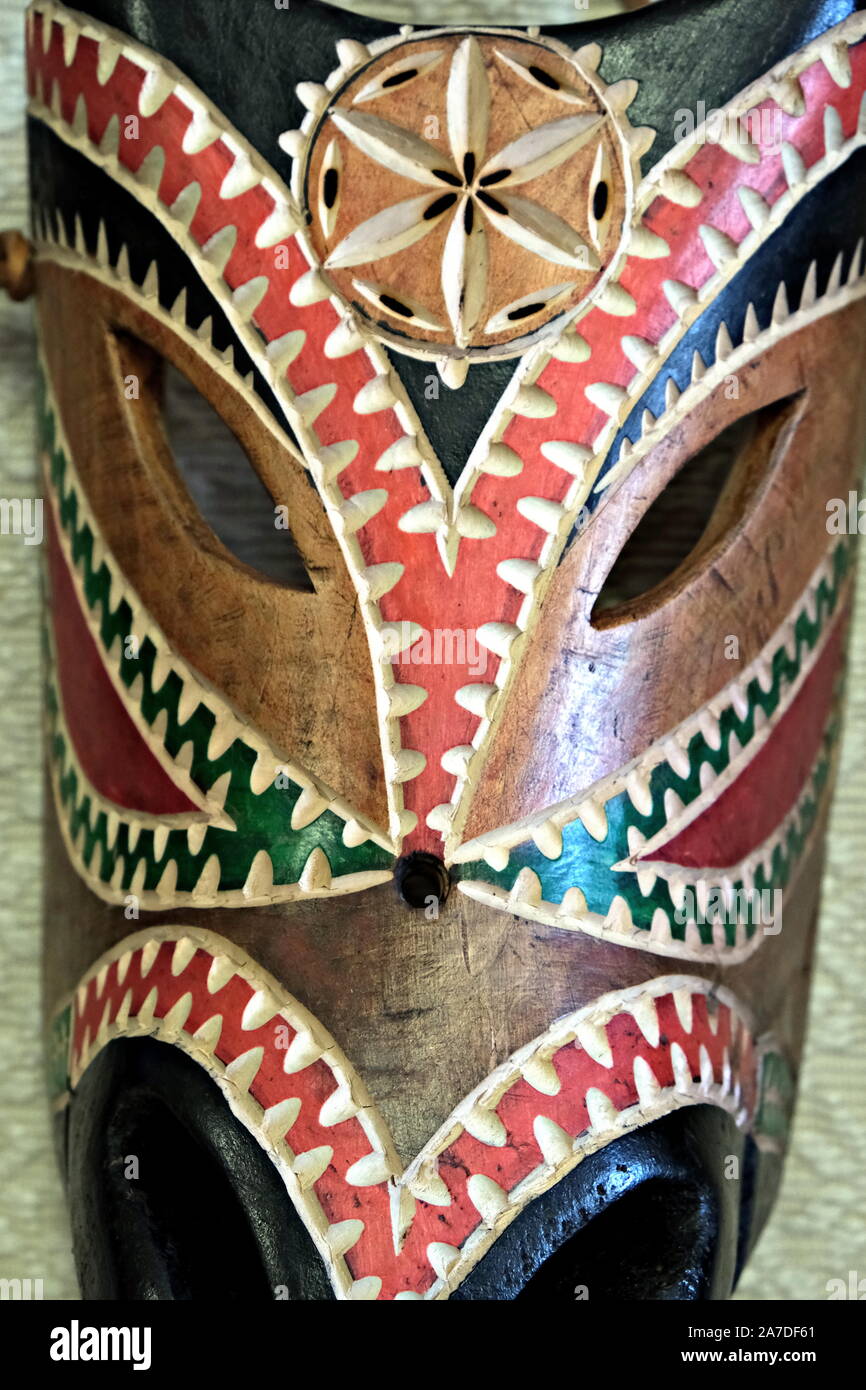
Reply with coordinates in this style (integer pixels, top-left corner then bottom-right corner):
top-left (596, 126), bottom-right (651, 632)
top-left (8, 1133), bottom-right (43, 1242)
top-left (26, 0), bottom-right (866, 1299)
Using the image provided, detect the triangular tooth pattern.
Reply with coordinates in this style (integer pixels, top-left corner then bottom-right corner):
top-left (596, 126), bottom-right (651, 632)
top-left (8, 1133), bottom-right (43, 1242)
top-left (585, 381), bottom-right (628, 418)
top-left (575, 1019), bottom-right (614, 1068)
top-left (772, 282), bottom-right (790, 324)
top-left (596, 282), bottom-right (637, 317)
top-left (699, 224), bottom-right (738, 270)
top-left (659, 170), bottom-right (703, 207)
top-left (224, 1045), bottom-right (265, 1094)
top-left (533, 1114), bottom-right (574, 1165)
top-left (628, 224), bottom-right (670, 259)
top-left (772, 75), bottom-right (806, 117)
top-left (278, 129), bottom-right (306, 160)
top-left (824, 105), bottom-right (845, 155)
top-left (821, 39), bottom-right (853, 89)
top-left (182, 108), bottom-right (221, 155)
top-left (781, 141), bottom-right (807, 189)
top-left (462, 1106), bottom-right (507, 1147)
top-left (585, 1087), bottom-right (619, 1131)
top-left (738, 185), bottom-right (770, 230)
top-left (466, 1174), bottom-right (509, 1225)
top-left (800, 261), bottom-right (818, 310)
top-left (621, 334), bottom-right (658, 371)
top-left (512, 384), bottom-right (557, 419)
top-left (663, 278), bottom-right (698, 318)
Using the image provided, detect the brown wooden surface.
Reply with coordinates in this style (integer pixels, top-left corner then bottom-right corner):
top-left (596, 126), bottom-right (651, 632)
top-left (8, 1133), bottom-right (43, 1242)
top-left (37, 262), bottom-right (388, 825)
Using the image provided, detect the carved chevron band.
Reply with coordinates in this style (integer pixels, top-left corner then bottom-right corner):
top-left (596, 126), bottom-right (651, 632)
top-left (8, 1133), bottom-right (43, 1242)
top-left (50, 927), bottom-right (790, 1300)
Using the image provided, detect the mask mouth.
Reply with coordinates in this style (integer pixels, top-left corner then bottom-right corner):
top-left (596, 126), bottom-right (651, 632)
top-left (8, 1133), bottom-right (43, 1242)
top-left (67, 1035), bottom-right (771, 1300)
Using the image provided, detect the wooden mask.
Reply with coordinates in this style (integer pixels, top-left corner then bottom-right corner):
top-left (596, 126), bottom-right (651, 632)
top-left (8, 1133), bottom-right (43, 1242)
top-left (15, 0), bottom-right (866, 1299)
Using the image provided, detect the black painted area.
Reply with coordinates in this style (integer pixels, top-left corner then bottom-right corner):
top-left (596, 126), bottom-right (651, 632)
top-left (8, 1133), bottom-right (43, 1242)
top-left (67, 1038), bottom-right (334, 1300)
top-left (70, 0), bottom-right (862, 180)
top-left (28, 120), bottom-right (299, 454)
top-left (65, 0), bottom-right (860, 481)
top-left (454, 1106), bottom-right (758, 1301)
top-left (586, 0), bottom-right (863, 173)
top-left (389, 353), bottom-right (517, 485)
top-left (67, 1038), bottom-right (776, 1299)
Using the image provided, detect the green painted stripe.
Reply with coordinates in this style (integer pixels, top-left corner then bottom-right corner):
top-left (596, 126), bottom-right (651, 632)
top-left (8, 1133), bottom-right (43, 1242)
top-left (46, 1003), bottom-right (72, 1102)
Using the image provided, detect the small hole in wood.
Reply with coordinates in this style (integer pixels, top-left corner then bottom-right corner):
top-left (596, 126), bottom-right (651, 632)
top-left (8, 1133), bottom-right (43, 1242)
top-left (477, 191), bottom-right (508, 217)
top-left (322, 166), bottom-right (339, 210)
top-left (425, 192), bottom-right (459, 221)
top-left (528, 64), bottom-right (560, 91)
top-left (479, 169), bottom-right (510, 187)
top-left (379, 292), bottom-right (415, 318)
top-left (394, 851), bottom-right (450, 909)
top-left (592, 181), bottom-right (609, 223)
top-left (508, 301), bottom-right (546, 322)
top-left (382, 68), bottom-right (417, 89)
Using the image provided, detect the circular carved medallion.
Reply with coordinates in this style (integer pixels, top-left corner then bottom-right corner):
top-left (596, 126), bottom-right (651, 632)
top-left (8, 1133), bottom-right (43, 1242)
top-left (294, 31), bottom-right (639, 369)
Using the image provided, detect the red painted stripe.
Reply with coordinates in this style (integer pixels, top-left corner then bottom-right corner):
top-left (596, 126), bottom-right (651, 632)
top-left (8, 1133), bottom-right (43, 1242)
top-left (648, 615), bottom-right (846, 869)
top-left (47, 508), bottom-right (197, 815)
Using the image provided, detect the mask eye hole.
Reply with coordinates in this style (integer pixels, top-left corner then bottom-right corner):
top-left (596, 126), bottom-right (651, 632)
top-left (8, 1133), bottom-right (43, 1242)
top-left (160, 360), bottom-right (314, 591)
top-left (591, 391), bottom-right (803, 628)
top-left (112, 328), bottom-right (314, 593)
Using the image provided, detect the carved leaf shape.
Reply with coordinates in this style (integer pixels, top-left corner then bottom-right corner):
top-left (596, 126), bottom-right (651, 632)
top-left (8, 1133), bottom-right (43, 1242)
top-left (441, 198), bottom-right (489, 346)
top-left (353, 49), bottom-right (446, 104)
top-left (447, 35), bottom-right (490, 168)
top-left (325, 193), bottom-right (447, 269)
top-left (330, 108), bottom-right (458, 186)
top-left (480, 191), bottom-right (600, 271)
top-left (481, 115), bottom-right (604, 187)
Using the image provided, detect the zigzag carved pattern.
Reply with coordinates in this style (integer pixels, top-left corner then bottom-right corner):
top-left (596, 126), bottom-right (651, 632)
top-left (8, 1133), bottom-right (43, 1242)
top-left (69, 931), bottom-right (764, 1299)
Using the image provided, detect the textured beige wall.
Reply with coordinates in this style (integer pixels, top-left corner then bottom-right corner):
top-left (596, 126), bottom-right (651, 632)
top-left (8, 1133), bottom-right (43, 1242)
top-left (0, 0), bottom-right (863, 1300)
